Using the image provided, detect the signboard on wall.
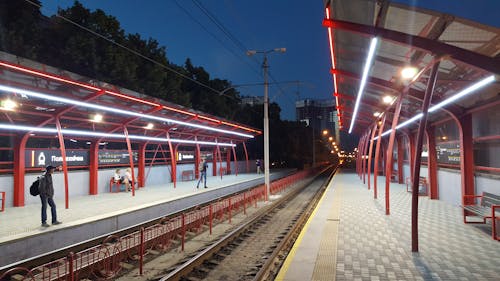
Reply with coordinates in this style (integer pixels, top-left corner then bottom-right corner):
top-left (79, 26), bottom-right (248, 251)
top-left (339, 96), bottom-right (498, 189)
top-left (26, 149), bottom-right (88, 167)
top-left (98, 151), bottom-right (138, 165)
top-left (176, 152), bottom-right (195, 163)
top-left (26, 149), bottom-right (138, 167)
top-left (436, 142), bottom-right (461, 164)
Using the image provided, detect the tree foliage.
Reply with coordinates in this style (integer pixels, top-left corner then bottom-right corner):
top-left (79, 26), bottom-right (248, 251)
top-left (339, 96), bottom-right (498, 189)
top-left (0, 0), bottom-right (318, 168)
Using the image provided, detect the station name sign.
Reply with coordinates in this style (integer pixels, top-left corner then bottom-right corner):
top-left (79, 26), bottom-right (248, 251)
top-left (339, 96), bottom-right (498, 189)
top-left (26, 150), bottom-right (138, 167)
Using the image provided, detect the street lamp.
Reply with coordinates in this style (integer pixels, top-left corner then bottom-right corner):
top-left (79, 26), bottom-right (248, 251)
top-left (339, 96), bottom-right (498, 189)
top-left (247, 47), bottom-right (286, 201)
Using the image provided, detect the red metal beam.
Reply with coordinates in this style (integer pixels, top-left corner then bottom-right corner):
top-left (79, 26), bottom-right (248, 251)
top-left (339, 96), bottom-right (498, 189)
top-left (323, 18), bottom-right (500, 74)
top-left (373, 115), bottom-right (387, 199)
top-left (411, 61), bottom-right (440, 252)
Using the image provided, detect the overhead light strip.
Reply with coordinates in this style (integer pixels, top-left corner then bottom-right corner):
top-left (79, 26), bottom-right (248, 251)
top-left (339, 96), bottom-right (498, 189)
top-left (0, 84), bottom-right (254, 138)
top-left (349, 37), bottom-right (378, 134)
top-left (0, 123), bottom-right (236, 147)
top-left (374, 75), bottom-right (495, 140)
top-left (0, 61), bottom-right (260, 134)
top-left (325, 7), bottom-right (342, 127)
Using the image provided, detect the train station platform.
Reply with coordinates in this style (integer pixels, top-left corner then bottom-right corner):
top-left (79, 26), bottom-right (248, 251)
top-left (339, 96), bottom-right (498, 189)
top-left (276, 170), bottom-right (500, 281)
top-left (0, 171), bottom-right (291, 269)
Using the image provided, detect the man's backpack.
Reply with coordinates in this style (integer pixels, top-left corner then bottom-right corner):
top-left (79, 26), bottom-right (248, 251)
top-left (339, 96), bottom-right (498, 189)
top-left (29, 177), bottom-right (41, 196)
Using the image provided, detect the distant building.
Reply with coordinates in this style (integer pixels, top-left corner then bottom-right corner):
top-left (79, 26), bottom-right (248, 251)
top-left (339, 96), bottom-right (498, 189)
top-left (241, 96), bottom-right (264, 106)
top-left (295, 98), bottom-right (337, 133)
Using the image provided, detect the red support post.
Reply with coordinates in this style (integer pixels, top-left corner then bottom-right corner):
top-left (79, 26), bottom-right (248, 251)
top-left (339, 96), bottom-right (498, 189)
top-left (226, 147), bottom-right (231, 175)
top-left (216, 140), bottom-right (223, 179)
top-left (209, 204), bottom-right (213, 235)
top-left (181, 213), bottom-right (185, 251)
top-left (138, 143), bottom-right (146, 188)
top-left (367, 123), bottom-right (377, 190)
top-left (167, 133), bottom-right (177, 188)
top-left (55, 118), bottom-right (70, 209)
top-left (373, 114), bottom-right (387, 199)
top-left (242, 142), bottom-right (249, 173)
top-left (385, 87), bottom-right (407, 215)
top-left (13, 134), bottom-right (29, 207)
top-left (212, 147), bottom-right (217, 177)
top-left (409, 133), bottom-right (416, 182)
top-left (123, 127), bottom-right (136, 196)
top-left (459, 114), bottom-right (475, 205)
top-left (397, 135), bottom-right (404, 184)
top-left (195, 137), bottom-right (201, 179)
top-left (89, 142), bottom-right (99, 195)
top-left (139, 227), bottom-right (144, 275)
top-left (362, 129), bottom-right (371, 184)
top-left (411, 61), bottom-right (440, 253)
top-left (232, 142), bottom-right (238, 176)
top-left (426, 128), bottom-right (439, 199)
top-left (67, 252), bottom-right (75, 281)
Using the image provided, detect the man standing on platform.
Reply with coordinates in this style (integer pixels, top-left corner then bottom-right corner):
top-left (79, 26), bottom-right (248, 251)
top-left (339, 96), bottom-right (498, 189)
top-left (196, 158), bottom-right (208, 189)
top-left (39, 165), bottom-right (62, 227)
top-left (256, 159), bottom-right (262, 174)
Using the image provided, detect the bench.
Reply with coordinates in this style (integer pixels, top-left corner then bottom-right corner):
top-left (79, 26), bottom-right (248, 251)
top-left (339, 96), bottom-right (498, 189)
top-left (391, 170), bottom-right (398, 182)
top-left (109, 177), bottom-right (125, 193)
top-left (0, 191), bottom-right (5, 212)
top-left (463, 192), bottom-right (500, 240)
top-left (406, 176), bottom-right (428, 196)
top-left (181, 170), bottom-right (195, 181)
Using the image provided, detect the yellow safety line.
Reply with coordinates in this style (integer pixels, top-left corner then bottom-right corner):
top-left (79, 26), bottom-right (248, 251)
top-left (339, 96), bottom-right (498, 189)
top-left (275, 173), bottom-right (337, 280)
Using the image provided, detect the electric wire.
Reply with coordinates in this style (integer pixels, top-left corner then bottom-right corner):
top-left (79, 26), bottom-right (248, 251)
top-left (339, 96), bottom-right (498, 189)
top-left (23, 0), bottom-right (238, 101)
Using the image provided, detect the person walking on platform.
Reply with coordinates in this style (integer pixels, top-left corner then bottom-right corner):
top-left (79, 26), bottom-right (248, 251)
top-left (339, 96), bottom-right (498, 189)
top-left (196, 158), bottom-right (208, 189)
top-left (39, 165), bottom-right (62, 227)
top-left (256, 159), bottom-right (262, 174)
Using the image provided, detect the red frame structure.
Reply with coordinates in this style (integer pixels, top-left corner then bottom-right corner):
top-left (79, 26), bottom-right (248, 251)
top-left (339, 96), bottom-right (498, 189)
top-left (0, 57), bottom-right (260, 208)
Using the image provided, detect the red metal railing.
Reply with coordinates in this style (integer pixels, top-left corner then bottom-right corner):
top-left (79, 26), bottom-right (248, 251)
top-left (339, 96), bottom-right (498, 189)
top-left (0, 170), bottom-right (315, 281)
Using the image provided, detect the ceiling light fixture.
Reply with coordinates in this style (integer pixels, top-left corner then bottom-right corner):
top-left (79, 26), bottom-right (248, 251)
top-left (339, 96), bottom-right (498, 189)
top-left (0, 123), bottom-right (236, 147)
top-left (0, 84), bottom-right (254, 138)
top-left (374, 75), bottom-right (495, 140)
top-left (349, 37), bottom-right (378, 134)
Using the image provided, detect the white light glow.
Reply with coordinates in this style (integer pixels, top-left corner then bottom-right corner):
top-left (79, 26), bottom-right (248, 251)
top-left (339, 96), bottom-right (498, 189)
top-left (0, 99), bottom-right (17, 111)
top-left (373, 112), bottom-right (380, 117)
top-left (349, 37), bottom-right (378, 134)
top-left (92, 114), bottom-right (103, 122)
top-left (145, 123), bottom-right (154, 130)
top-left (401, 67), bottom-right (418, 79)
top-left (0, 123), bottom-right (236, 147)
top-left (428, 75), bottom-right (495, 112)
top-left (0, 84), bottom-right (254, 138)
top-left (382, 96), bottom-right (394, 104)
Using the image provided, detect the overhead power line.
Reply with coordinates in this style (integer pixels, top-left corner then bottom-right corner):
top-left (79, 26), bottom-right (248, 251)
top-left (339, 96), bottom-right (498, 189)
top-left (23, 0), bottom-right (238, 101)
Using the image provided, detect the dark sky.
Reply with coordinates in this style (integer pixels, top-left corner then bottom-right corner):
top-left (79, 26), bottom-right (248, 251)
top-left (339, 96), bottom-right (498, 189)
top-left (38, 0), bottom-right (499, 121)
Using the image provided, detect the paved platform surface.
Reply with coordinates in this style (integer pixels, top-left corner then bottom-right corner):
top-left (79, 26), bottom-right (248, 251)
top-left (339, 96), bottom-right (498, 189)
top-left (1, 171), bottom-right (296, 268)
top-left (277, 170), bottom-right (500, 281)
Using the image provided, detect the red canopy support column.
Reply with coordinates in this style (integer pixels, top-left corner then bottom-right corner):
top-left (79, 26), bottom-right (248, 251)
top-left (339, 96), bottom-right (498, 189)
top-left (373, 115), bottom-right (386, 199)
top-left (226, 148), bottom-right (231, 175)
top-left (124, 127), bottom-right (136, 196)
top-left (384, 87), bottom-right (406, 215)
top-left (411, 61), bottom-right (439, 252)
top-left (367, 123), bottom-right (377, 189)
top-left (167, 133), bottom-right (176, 188)
top-left (459, 114), bottom-right (475, 205)
top-left (138, 143), bottom-right (146, 188)
top-left (357, 135), bottom-right (365, 178)
top-left (55, 118), bottom-right (70, 209)
top-left (89, 142), bottom-right (99, 195)
top-left (232, 142), bottom-right (238, 176)
top-left (397, 135), bottom-right (404, 184)
top-left (409, 133), bottom-right (416, 182)
top-left (216, 139), bottom-right (223, 179)
top-left (212, 147), bottom-right (217, 177)
top-left (242, 142), bottom-right (249, 173)
top-left (195, 137), bottom-right (201, 179)
top-left (13, 134), bottom-right (29, 207)
top-left (362, 129), bottom-right (371, 184)
top-left (426, 128), bottom-right (439, 199)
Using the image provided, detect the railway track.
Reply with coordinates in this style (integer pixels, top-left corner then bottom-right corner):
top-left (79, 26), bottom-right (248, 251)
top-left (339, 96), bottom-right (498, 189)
top-left (148, 166), bottom-right (336, 281)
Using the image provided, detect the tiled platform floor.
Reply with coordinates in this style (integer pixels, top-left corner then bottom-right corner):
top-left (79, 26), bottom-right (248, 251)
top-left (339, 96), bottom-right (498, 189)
top-left (277, 170), bottom-right (500, 281)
